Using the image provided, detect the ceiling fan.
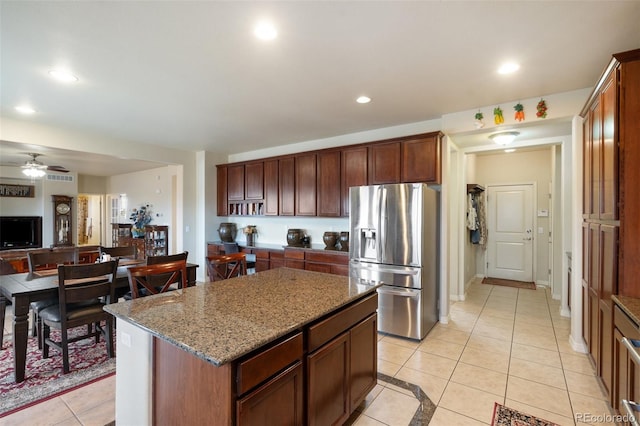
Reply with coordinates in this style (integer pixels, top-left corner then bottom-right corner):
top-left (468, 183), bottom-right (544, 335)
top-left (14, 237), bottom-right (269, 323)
top-left (18, 153), bottom-right (69, 176)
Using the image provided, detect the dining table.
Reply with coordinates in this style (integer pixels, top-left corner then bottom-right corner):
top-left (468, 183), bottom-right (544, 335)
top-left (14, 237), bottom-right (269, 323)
top-left (0, 260), bottom-right (198, 383)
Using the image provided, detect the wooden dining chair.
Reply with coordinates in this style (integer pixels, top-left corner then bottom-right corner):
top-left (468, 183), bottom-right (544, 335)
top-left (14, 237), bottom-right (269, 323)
top-left (27, 248), bottom-right (80, 347)
top-left (126, 260), bottom-right (188, 299)
top-left (39, 260), bottom-right (119, 374)
top-left (206, 253), bottom-right (247, 282)
top-left (222, 243), bottom-right (256, 271)
top-left (99, 245), bottom-right (137, 259)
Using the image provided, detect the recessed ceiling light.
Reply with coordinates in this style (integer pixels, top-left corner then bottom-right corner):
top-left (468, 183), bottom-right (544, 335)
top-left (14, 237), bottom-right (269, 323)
top-left (48, 68), bottom-right (79, 83)
top-left (498, 62), bottom-right (520, 74)
top-left (356, 96), bottom-right (371, 104)
top-left (15, 105), bottom-right (36, 114)
top-left (254, 21), bottom-right (277, 41)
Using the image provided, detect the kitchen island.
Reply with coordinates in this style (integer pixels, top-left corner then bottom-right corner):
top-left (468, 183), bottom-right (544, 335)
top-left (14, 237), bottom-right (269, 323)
top-left (104, 267), bottom-right (378, 425)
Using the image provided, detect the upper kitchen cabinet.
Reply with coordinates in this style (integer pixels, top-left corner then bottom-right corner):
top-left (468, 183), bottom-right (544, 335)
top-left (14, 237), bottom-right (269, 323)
top-left (264, 159), bottom-right (279, 216)
top-left (227, 164), bottom-right (245, 201)
top-left (295, 153), bottom-right (317, 216)
top-left (317, 150), bottom-right (341, 217)
top-left (279, 156), bottom-right (295, 216)
top-left (368, 141), bottom-right (400, 184)
top-left (245, 161), bottom-right (264, 201)
top-left (401, 133), bottom-right (442, 184)
top-left (216, 165), bottom-right (228, 216)
top-left (341, 146), bottom-right (368, 216)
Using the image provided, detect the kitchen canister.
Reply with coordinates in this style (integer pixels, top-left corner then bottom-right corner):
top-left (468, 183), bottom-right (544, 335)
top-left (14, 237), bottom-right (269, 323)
top-left (287, 229), bottom-right (304, 247)
top-left (323, 232), bottom-right (339, 250)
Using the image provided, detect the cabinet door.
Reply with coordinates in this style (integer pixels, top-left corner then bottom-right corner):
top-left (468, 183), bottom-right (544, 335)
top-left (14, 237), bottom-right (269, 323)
top-left (317, 151), bottom-right (341, 217)
top-left (401, 134), bottom-right (441, 183)
top-left (368, 141), bottom-right (400, 184)
top-left (341, 147), bottom-right (368, 217)
top-left (582, 114), bottom-right (592, 218)
top-left (307, 332), bottom-right (349, 426)
top-left (590, 99), bottom-right (602, 220)
top-left (245, 162), bottom-right (264, 201)
top-left (305, 262), bottom-right (332, 274)
top-left (264, 159), bottom-right (279, 216)
top-left (295, 153), bottom-right (317, 216)
top-left (279, 157), bottom-right (295, 216)
top-left (237, 362), bottom-right (303, 426)
top-left (228, 164), bottom-right (245, 201)
top-left (349, 314), bottom-right (377, 410)
top-left (582, 222), bottom-right (591, 347)
top-left (217, 166), bottom-right (228, 216)
top-left (600, 74), bottom-right (618, 220)
top-left (589, 223), bottom-right (600, 365)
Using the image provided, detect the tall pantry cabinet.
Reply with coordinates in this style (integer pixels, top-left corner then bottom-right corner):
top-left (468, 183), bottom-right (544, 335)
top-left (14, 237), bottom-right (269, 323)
top-left (581, 49), bottom-right (640, 405)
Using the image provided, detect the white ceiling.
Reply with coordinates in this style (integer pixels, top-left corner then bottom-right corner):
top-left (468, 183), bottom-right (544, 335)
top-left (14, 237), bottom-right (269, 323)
top-left (1, 1), bottom-right (639, 176)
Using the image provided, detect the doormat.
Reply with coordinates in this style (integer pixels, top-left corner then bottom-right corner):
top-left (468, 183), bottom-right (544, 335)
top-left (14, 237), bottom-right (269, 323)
top-left (0, 326), bottom-right (116, 417)
top-left (491, 402), bottom-right (560, 425)
top-left (482, 277), bottom-right (536, 290)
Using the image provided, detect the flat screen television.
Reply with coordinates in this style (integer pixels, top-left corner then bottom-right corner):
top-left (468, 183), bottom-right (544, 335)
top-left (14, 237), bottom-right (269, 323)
top-left (0, 216), bottom-right (43, 250)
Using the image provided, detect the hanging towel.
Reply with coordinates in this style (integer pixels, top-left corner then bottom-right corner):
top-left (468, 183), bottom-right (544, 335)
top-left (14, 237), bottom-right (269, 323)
top-left (466, 194), bottom-right (478, 230)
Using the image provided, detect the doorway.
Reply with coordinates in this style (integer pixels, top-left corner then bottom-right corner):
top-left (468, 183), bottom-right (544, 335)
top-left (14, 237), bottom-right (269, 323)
top-left (486, 184), bottom-right (535, 282)
top-left (77, 194), bottom-right (103, 246)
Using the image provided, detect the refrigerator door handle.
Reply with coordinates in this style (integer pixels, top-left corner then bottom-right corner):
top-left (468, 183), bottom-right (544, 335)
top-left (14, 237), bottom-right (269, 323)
top-left (376, 186), bottom-right (385, 262)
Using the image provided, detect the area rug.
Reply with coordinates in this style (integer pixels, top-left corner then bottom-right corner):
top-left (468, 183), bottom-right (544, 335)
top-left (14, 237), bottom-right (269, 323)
top-left (0, 326), bottom-right (116, 417)
top-left (482, 277), bottom-right (536, 290)
top-left (492, 403), bottom-right (560, 426)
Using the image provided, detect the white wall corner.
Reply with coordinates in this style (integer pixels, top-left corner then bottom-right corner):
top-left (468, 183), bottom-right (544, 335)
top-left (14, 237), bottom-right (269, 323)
top-left (569, 334), bottom-right (588, 354)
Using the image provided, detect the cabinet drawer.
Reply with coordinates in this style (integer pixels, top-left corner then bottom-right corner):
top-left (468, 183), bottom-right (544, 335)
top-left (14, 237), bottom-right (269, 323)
top-left (284, 249), bottom-right (305, 260)
top-left (614, 305), bottom-right (640, 338)
top-left (269, 250), bottom-right (284, 260)
top-left (308, 293), bottom-right (378, 352)
top-left (252, 249), bottom-right (270, 259)
top-left (305, 251), bottom-right (349, 265)
top-left (237, 332), bottom-right (303, 395)
top-left (208, 244), bottom-right (223, 256)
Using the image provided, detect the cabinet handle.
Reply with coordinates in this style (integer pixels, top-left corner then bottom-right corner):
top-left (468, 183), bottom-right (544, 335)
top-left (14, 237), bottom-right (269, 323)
top-left (622, 338), bottom-right (640, 366)
top-left (621, 399), bottom-right (640, 426)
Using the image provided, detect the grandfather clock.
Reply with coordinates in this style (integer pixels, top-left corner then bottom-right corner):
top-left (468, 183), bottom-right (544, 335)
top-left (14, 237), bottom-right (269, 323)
top-left (52, 195), bottom-right (73, 247)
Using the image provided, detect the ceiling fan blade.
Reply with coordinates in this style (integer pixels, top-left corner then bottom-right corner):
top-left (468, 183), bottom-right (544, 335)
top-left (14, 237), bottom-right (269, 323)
top-left (47, 165), bottom-right (69, 173)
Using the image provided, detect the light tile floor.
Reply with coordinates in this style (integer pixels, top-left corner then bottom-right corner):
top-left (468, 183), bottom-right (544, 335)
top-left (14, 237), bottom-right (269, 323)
top-left (1, 278), bottom-right (614, 425)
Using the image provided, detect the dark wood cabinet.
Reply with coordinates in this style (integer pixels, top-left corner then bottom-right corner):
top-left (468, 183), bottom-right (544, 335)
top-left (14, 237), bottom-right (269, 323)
top-left (613, 304), bottom-right (640, 416)
top-left (245, 162), bottom-right (264, 201)
top-left (217, 165), bottom-right (228, 216)
top-left (349, 314), bottom-right (377, 409)
top-left (368, 141), bottom-right (400, 184)
top-left (145, 225), bottom-right (169, 257)
top-left (401, 134), bottom-right (442, 183)
top-left (228, 164), bottom-right (245, 201)
top-left (295, 154), bottom-right (317, 216)
top-left (317, 151), bottom-right (341, 217)
top-left (279, 157), bottom-right (295, 216)
top-left (264, 159), bottom-right (279, 216)
top-left (581, 49), bottom-right (640, 406)
top-left (341, 146), bottom-right (368, 216)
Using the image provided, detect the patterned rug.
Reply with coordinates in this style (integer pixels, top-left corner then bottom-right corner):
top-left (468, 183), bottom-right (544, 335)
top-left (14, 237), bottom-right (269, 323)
top-left (492, 403), bottom-right (560, 426)
top-left (482, 277), bottom-right (536, 290)
top-left (0, 325), bottom-right (116, 417)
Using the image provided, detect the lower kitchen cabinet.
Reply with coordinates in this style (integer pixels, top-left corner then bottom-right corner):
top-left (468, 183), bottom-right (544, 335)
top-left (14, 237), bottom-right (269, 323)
top-left (236, 362), bottom-right (303, 426)
top-left (613, 302), bottom-right (640, 417)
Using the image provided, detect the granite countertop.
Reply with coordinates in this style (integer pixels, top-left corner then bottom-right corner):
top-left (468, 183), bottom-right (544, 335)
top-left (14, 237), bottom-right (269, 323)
top-left (613, 295), bottom-right (640, 326)
top-left (104, 267), bottom-right (378, 366)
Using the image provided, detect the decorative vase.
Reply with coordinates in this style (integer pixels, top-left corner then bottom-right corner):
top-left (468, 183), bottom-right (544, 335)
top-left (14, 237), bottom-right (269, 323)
top-left (132, 227), bottom-right (145, 238)
top-left (339, 232), bottom-right (349, 252)
top-left (246, 233), bottom-right (255, 247)
top-left (323, 232), bottom-right (339, 250)
top-left (287, 229), bottom-right (303, 247)
top-left (218, 222), bottom-right (237, 242)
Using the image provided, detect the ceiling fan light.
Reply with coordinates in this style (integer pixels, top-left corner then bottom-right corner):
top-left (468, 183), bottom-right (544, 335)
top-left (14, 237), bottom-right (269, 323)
top-left (22, 167), bottom-right (46, 178)
top-left (489, 131), bottom-right (520, 145)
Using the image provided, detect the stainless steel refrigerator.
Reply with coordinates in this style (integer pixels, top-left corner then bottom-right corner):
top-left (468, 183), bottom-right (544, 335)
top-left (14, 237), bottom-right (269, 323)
top-left (349, 183), bottom-right (439, 340)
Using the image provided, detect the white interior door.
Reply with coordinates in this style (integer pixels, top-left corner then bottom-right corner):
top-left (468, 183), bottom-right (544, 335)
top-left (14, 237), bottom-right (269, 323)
top-left (487, 184), bottom-right (534, 281)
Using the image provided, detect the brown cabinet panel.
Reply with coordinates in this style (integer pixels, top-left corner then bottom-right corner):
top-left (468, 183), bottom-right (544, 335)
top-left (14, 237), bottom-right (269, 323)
top-left (279, 157), bottom-right (295, 216)
top-left (245, 162), bottom-right (264, 201)
top-left (600, 225), bottom-right (618, 301)
top-left (599, 301), bottom-right (613, 398)
top-left (307, 332), bottom-right (349, 426)
top-left (217, 166), bottom-right (228, 216)
top-left (401, 134), bottom-right (442, 183)
top-left (228, 164), bottom-right (245, 201)
top-left (295, 153), bottom-right (317, 216)
top-left (590, 99), bottom-right (602, 220)
top-left (582, 115), bottom-right (592, 218)
top-left (349, 314), bottom-right (377, 411)
top-left (341, 147), bottom-right (368, 217)
top-left (600, 74), bottom-right (618, 220)
top-left (317, 151), bottom-right (341, 217)
top-left (305, 262), bottom-right (332, 274)
top-left (368, 141), bottom-right (400, 184)
top-left (237, 362), bottom-right (303, 426)
top-left (264, 159), bottom-right (279, 216)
